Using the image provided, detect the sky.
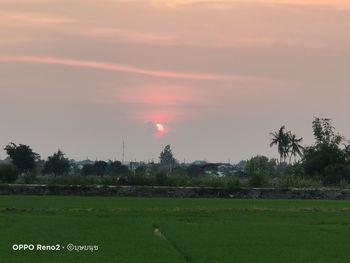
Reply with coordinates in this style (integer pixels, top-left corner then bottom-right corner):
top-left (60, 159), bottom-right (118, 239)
top-left (0, 0), bottom-right (350, 163)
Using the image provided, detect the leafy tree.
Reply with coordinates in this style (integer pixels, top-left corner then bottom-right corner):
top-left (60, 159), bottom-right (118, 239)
top-left (245, 155), bottom-right (277, 177)
top-left (108, 160), bottom-right (122, 173)
top-left (303, 143), bottom-right (346, 179)
top-left (82, 164), bottom-right (95, 176)
top-left (159, 145), bottom-right (176, 172)
top-left (43, 150), bottom-right (70, 176)
top-left (4, 143), bottom-right (40, 172)
top-left (312, 118), bottom-right (343, 146)
top-left (93, 161), bottom-right (108, 175)
top-left (303, 118), bottom-right (350, 183)
top-left (246, 156), bottom-right (276, 187)
top-left (82, 161), bottom-right (108, 176)
top-left (108, 161), bottom-right (129, 175)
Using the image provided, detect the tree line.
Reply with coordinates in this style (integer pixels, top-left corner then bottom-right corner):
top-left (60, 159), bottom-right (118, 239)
top-left (1, 117), bottom-right (350, 188)
top-left (265, 117), bottom-right (350, 185)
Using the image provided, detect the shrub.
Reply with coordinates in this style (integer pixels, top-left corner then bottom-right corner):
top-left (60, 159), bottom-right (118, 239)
top-left (285, 163), bottom-right (305, 177)
top-left (42, 175), bottom-right (100, 186)
top-left (169, 174), bottom-right (189, 187)
top-left (0, 164), bottom-right (20, 183)
top-left (324, 164), bottom-right (350, 184)
top-left (101, 176), bottom-right (118, 186)
top-left (155, 171), bottom-right (168, 186)
top-left (225, 176), bottom-right (241, 189)
top-left (198, 176), bottom-right (224, 188)
top-left (249, 172), bottom-right (268, 187)
top-left (128, 173), bottom-right (154, 186)
top-left (276, 175), bottom-right (323, 189)
top-left (24, 171), bottom-right (37, 184)
top-left (337, 180), bottom-right (350, 189)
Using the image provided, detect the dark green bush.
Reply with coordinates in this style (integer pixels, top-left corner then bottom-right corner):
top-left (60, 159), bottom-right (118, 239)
top-left (24, 171), bottom-right (37, 184)
top-left (168, 174), bottom-right (189, 187)
top-left (324, 164), bottom-right (350, 184)
top-left (225, 176), bottom-right (241, 189)
top-left (285, 163), bottom-right (305, 177)
top-left (40, 175), bottom-right (100, 186)
top-left (128, 173), bottom-right (154, 186)
top-left (198, 176), bottom-right (224, 188)
top-left (249, 172), bottom-right (268, 187)
top-left (155, 171), bottom-right (168, 186)
top-left (276, 175), bottom-right (323, 189)
top-left (101, 176), bottom-right (118, 186)
top-left (0, 164), bottom-right (20, 183)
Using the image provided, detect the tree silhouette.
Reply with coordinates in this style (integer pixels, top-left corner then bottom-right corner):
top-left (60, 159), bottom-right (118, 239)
top-left (4, 143), bottom-right (40, 172)
top-left (270, 127), bottom-right (304, 164)
top-left (303, 118), bottom-right (349, 182)
top-left (312, 118), bottom-right (343, 146)
top-left (159, 145), bottom-right (176, 172)
top-left (43, 150), bottom-right (70, 176)
top-left (288, 133), bottom-right (304, 164)
top-left (270, 126), bottom-right (289, 163)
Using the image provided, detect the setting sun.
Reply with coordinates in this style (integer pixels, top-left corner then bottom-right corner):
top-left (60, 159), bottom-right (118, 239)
top-left (156, 123), bottom-right (165, 138)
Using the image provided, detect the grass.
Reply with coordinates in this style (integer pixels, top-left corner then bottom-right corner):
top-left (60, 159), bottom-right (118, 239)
top-left (1, 196), bottom-right (350, 262)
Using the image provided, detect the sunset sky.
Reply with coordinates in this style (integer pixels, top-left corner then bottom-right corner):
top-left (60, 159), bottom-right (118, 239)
top-left (0, 0), bottom-right (349, 162)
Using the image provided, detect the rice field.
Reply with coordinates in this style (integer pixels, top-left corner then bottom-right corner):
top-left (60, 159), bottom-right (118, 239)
top-left (1, 196), bottom-right (350, 263)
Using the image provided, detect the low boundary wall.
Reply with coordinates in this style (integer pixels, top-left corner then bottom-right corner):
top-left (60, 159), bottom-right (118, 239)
top-left (1, 184), bottom-right (350, 199)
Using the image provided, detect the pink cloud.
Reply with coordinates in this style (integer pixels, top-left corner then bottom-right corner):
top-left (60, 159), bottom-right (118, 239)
top-left (150, 0), bottom-right (350, 9)
top-left (0, 55), bottom-right (242, 81)
top-left (83, 27), bottom-right (177, 45)
top-left (0, 36), bottom-right (33, 45)
top-left (0, 10), bottom-right (75, 26)
top-left (117, 85), bottom-right (197, 106)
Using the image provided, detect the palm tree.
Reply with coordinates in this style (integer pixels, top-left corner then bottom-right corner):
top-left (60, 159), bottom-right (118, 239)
top-left (270, 126), bottom-right (290, 164)
top-left (288, 133), bottom-right (304, 164)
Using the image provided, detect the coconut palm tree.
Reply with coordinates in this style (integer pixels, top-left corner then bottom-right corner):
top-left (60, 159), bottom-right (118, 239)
top-left (270, 126), bottom-right (290, 164)
top-left (288, 133), bottom-right (304, 164)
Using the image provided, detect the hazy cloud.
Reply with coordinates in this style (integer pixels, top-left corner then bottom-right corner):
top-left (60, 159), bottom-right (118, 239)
top-left (0, 55), bottom-right (246, 80)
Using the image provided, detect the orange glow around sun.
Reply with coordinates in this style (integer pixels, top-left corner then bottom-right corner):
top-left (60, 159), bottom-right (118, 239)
top-left (156, 123), bottom-right (165, 138)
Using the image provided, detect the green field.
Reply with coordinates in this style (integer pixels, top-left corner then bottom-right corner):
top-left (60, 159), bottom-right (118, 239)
top-left (1, 196), bottom-right (350, 262)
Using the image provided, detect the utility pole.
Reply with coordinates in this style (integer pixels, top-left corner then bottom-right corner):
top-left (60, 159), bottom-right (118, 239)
top-left (122, 140), bottom-right (125, 163)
